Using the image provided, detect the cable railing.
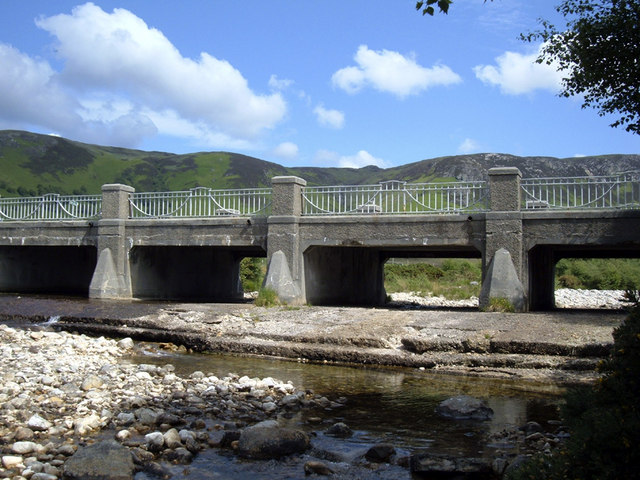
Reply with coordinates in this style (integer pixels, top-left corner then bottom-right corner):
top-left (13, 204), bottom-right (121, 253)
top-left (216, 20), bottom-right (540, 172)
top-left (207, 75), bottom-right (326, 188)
top-left (521, 172), bottom-right (640, 210)
top-left (0, 193), bottom-right (102, 221)
top-left (302, 180), bottom-right (489, 215)
top-left (129, 186), bottom-right (272, 218)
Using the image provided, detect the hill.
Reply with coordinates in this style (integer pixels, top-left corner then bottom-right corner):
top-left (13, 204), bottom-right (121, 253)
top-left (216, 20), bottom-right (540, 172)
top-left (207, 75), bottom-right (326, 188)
top-left (1, 130), bottom-right (639, 196)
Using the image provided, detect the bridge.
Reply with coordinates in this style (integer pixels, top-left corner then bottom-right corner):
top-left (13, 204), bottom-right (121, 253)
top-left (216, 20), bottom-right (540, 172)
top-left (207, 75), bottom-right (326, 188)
top-left (0, 168), bottom-right (639, 311)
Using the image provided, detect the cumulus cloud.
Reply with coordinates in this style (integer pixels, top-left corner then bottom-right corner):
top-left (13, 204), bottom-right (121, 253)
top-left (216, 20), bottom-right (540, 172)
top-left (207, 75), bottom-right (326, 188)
top-left (332, 45), bottom-right (462, 98)
top-left (313, 104), bottom-right (345, 129)
top-left (314, 149), bottom-right (386, 168)
top-left (273, 141), bottom-right (299, 160)
top-left (473, 44), bottom-right (563, 95)
top-left (0, 3), bottom-right (286, 149)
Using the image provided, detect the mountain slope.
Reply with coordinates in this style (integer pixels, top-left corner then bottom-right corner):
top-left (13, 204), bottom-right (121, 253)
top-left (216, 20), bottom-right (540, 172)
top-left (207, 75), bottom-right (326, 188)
top-left (1, 130), bottom-right (639, 197)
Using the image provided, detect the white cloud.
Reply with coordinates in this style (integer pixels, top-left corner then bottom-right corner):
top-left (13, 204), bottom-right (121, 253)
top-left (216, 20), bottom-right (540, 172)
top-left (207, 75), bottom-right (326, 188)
top-left (269, 74), bottom-right (294, 91)
top-left (332, 45), bottom-right (462, 98)
top-left (473, 44), bottom-right (563, 95)
top-left (0, 3), bottom-right (286, 149)
top-left (339, 150), bottom-right (386, 168)
top-left (458, 138), bottom-right (481, 154)
top-left (313, 104), bottom-right (345, 129)
top-left (273, 141), bottom-right (299, 160)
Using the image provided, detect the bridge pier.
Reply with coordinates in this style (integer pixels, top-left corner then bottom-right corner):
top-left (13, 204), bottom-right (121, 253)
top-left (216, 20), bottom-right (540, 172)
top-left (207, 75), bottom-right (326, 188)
top-left (480, 168), bottom-right (527, 312)
top-left (89, 184), bottom-right (134, 299)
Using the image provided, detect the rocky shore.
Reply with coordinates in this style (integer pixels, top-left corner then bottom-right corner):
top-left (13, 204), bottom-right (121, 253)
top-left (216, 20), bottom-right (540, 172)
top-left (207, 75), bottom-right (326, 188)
top-left (0, 324), bottom-right (572, 480)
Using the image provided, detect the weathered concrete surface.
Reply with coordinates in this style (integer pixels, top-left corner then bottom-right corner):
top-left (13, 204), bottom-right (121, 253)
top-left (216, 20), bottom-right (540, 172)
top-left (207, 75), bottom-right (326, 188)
top-left (0, 295), bottom-right (623, 385)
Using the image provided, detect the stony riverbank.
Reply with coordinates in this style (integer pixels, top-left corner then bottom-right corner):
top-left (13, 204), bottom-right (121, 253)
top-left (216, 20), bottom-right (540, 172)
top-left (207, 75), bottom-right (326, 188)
top-left (0, 324), bottom-right (571, 480)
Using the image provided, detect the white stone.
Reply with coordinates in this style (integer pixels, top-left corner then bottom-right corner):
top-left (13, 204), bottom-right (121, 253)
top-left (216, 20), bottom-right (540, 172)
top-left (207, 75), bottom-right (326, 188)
top-left (2, 455), bottom-right (23, 469)
top-left (27, 414), bottom-right (51, 432)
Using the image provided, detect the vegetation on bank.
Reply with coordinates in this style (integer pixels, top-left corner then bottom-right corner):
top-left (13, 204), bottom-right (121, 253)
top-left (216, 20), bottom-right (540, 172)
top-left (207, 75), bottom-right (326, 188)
top-left (384, 259), bottom-right (482, 299)
top-left (556, 258), bottom-right (640, 290)
top-left (507, 292), bottom-right (640, 480)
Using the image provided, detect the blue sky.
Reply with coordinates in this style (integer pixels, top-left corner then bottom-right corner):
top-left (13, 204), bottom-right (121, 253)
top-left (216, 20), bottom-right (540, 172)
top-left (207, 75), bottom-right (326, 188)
top-left (1, 1), bottom-right (638, 168)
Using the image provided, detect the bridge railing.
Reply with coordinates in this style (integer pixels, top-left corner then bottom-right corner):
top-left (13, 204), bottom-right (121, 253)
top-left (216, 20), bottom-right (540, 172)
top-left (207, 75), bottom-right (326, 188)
top-left (521, 172), bottom-right (640, 210)
top-left (302, 180), bottom-right (489, 215)
top-left (0, 193), bottom-right (102, 221)
top-left (128, 186), bottom-right (272, 218)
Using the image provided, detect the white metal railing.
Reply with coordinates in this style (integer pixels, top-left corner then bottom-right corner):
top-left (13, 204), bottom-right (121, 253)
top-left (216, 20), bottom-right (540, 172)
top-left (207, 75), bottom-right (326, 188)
top-left (302, 180), bottom-right (488, 215)
top-left (129, 186), bottom-right (272, 218)
top-left (0, 193), bottom-right (102, 221)
top-left (521, 172), bottom-right (640, 210)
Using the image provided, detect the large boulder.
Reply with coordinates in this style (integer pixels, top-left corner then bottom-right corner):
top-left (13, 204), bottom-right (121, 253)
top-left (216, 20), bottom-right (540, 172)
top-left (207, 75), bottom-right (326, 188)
top-left (435, 395), bottom-right (494, 420)
top-left (237, 421), bottom-right (310, 459)
top-left (63, 440), bottom-right (134, 480)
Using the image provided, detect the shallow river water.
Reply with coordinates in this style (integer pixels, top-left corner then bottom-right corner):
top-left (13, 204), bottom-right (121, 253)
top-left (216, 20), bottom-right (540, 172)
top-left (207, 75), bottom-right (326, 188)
top-left (129, 346), bottom-right (563, 479)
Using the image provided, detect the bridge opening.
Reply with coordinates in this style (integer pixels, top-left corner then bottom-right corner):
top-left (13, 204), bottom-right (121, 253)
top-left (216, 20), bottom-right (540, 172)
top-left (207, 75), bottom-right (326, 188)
top-left (129, 246), bottom-right (266, 302)
top-left (0, 245), bottom-right (97, 296)
top-left (528, 245), bottom-right (640, 310)
top-left (303, 245), bottom-right (481, 307)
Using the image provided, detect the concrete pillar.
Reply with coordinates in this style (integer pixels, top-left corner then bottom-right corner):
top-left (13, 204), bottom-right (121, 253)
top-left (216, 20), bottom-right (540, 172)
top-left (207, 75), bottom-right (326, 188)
top-left (265, 176), bottom-right (306, 303)
top-left (89, 184), bottom-right (134, 299)
top-left (482, 168), bottom-right (526, 311)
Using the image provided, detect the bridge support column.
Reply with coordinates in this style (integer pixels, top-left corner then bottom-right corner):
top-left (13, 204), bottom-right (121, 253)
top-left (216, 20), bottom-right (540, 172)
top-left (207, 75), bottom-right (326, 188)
top-left (481, 168), bottom-right (527, 311)
top-left (265, 176), bottom-right (306, 304)
top-left (89, 184), bottom-right (134, 299)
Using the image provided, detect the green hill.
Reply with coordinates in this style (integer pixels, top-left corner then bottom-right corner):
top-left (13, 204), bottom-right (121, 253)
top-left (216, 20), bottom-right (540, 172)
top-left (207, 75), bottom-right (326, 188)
top-left (1, 130), bottom-right (639, 197)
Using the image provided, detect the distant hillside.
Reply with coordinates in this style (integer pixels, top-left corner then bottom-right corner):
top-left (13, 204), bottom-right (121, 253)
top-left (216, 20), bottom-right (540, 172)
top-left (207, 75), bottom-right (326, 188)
top-left (1, 130), bottom-right (639, 197)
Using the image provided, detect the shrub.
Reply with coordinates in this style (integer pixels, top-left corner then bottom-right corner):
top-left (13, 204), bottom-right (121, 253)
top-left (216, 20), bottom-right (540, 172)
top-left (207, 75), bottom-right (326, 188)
top-left (507, 291), bottom-right (640, 480)
top-left (254, 287), bottom-right (280, 307)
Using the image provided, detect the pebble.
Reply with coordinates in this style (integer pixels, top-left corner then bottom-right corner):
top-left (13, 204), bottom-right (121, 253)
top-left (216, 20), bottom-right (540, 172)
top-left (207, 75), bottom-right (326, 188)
top-left (389, 289), bottom-right (628, 309)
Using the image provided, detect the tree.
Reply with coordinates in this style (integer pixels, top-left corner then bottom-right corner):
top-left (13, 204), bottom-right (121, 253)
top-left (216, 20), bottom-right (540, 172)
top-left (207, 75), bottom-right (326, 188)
top-left (526, 0), bottom-right (640, 135)
top-left (415, 0), bottom-right (453, 16)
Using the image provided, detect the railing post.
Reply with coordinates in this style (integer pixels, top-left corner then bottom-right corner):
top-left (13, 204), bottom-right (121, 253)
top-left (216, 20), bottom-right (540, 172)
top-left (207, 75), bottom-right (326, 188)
top-left (481, 168), bottom-right (527, 311)
top-left (264, 176), bottom-right (307, 303)
top-left (89, 184), bottom-right (135, 299)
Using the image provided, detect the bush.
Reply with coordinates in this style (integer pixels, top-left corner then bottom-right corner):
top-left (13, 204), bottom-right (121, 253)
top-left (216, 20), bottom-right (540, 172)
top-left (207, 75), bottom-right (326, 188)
top-left (481, 297), bottom-right (515, 313)
top-left (240, 257), bottom-right (265, 292)
top-left (507, 292), bottom-right (640, 480)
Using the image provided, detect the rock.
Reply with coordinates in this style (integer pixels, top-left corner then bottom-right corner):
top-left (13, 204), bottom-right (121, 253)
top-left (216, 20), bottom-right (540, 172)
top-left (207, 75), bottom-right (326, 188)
top-left (12, 441), bottom-right (40, 454)
top-left (135, 407), bottom-right (159, 426)
top-left (31, 473), bottom-right (58, 480)
top-left (27, 414), bottom-right (52, 432)
top-left (365, 443), bottom-right (396, 463)
top-left (117, 337), bottom-right (134, 350)
top-left (81, 374), bottom-right (104, 391)
top-left (2, 455), bottom-right (24, 469)
top-left (237, 422), bottom-right (310, 459)
top-left (145, 432), bottom-right (165, 453)
top-left (163, 428), bottom-right (182, 449)
top-left (410, 452), bottom-right (494, 478)
top-left (14, 426), bottom-right (34, 441)
top-left (116, 430), bottom-right (131, 442)
top-left (304, 460), bottom-right (334, 475)
top-left (435, 395), bottom-right (494, 420)
top-left (63, 440), bottom-right (134, 480)
top-left (326, 422), bottom-right (352, 438)
top-left (74, 413), bottom-right (102, 436)
top-left (164, 447), bottom-right (193, 464)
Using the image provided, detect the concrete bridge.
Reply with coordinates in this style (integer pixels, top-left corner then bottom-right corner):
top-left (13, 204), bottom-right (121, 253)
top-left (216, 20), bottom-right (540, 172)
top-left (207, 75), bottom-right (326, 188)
top-left (0, 168), bottom-right (638, 311)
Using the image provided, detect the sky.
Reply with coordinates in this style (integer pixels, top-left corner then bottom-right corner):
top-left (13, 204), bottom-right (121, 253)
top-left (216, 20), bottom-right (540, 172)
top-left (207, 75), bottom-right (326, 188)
top-left (1, 1), bottom-right (638, 169)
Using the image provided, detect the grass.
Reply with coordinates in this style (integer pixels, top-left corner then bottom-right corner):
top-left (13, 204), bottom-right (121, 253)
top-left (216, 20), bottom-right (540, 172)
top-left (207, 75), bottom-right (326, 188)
top-left (384, 258), bottom-right (482, 300)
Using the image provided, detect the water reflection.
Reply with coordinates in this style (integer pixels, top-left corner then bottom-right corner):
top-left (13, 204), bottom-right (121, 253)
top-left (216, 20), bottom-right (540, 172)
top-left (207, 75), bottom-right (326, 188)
top-left (131, 348), bottom-right (563, 455)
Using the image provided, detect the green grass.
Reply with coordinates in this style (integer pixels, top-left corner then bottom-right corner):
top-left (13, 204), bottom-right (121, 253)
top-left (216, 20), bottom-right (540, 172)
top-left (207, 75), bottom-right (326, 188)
top-left (556, 258), bottom-right (640, 290)
top-left (384, 258), bottom-right (481, 300)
